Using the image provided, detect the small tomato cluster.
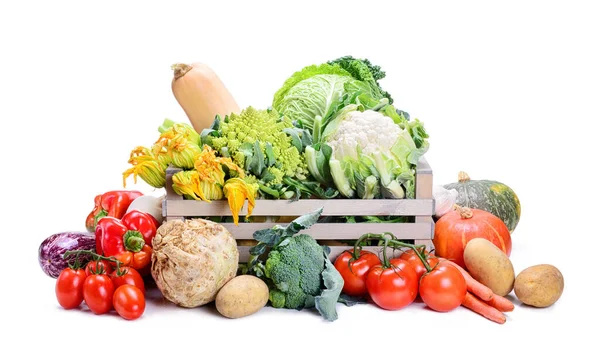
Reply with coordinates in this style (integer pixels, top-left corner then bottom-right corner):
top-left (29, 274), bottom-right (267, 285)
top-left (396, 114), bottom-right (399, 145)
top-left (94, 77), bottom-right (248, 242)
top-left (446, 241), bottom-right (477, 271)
top-left (55, 254), bottom-right (146, 320)
top-left (334, 232), bottom-right (467, 312)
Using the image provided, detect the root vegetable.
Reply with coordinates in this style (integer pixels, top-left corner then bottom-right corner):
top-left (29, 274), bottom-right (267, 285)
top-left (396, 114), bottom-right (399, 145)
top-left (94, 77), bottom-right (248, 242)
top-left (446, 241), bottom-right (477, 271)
top-left (215, 275), bottom-right (269, 319)
top-left (151, 218), bottom-right (239, 308)
top-left (514, 264), bottom-right (564, 308)
top-left (462, 292), bottom-right (506, 324)
top-left (463, 238), bottom-right (515, 296)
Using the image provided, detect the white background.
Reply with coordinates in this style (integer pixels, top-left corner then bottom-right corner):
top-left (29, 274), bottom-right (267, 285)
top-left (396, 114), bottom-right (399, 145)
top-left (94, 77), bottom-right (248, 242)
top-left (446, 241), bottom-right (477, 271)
top-left (1, 0), bottom-right (598, 358)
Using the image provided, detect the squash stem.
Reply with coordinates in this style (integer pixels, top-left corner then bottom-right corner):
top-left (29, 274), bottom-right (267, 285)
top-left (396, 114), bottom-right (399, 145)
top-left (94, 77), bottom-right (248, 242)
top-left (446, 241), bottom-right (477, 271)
top-left (171, 63), bottom-right (193, 80)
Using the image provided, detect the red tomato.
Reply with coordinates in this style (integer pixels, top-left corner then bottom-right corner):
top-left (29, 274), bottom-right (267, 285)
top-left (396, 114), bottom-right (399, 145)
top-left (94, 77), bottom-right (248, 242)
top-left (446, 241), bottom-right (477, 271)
top-left (399, 249), bottom-right (439, 279)
top-left (55, 268), bottom-right (87, 309)
top-left (366, 258), bottom-right (419, 310)
top-left (85, 260), bottom-right (114, 276)
top-left (110, 267), bottom-right (145, 293)
top-left (113, 285), bottom-right (145, 320)
top-left (419, 262), bottom-right (467, 312)
top-left (83, 274), bottom-right (115, 315)
top-left (334, 250), bottom-right (381, 296)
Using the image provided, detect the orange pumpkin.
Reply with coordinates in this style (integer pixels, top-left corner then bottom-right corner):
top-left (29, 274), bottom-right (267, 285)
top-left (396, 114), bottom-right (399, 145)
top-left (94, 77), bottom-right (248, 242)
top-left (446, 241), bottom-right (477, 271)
top-left (433, 205), bottom-right (512, 268)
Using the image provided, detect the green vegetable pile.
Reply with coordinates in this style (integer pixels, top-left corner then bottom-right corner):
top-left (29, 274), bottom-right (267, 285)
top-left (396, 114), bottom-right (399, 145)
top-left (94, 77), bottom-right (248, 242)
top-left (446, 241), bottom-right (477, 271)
top-left (241, 208), bottom-right (344, 321)
top-left (272, 56), bottom-right (429, 201)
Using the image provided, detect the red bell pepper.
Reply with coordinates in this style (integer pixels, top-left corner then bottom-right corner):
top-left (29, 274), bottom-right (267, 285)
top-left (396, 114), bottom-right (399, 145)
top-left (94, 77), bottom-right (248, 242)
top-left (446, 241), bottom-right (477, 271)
top-left (86, 190), bottom-right (144, 232)
top-left (95, 210), bottom-right (158, 271)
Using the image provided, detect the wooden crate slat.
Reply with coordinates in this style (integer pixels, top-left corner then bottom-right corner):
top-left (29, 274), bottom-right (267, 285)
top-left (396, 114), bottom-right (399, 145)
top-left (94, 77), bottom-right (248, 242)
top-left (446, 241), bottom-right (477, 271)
top-left (237, 245), bottom-right (407, 262)
top-left (220, 222), bottom-right (432, 240)
top-left (164, 198), bottom-right (434, 217)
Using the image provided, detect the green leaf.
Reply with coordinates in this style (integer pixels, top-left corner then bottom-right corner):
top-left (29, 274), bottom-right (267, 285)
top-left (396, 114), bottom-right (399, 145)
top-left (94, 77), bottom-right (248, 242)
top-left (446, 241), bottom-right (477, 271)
top-left (284, 128), bottom-right (303, 153)
top-left (249, 242), bottom-right (267, 256)
top-left (300, 129), bottom-right (313, 149)
top-left (200, 115), bottom-right (222, 145)
top-left (259, 184), bottom-right (281, 199)
top-left (247, 140), bottom-right (265, 176)
top-left (337, 294), bottom-right (369, 306)
top-left (265, 142), bottom-right (276, 167)
top-left (314, 249), bottom-right (344, 321)
top-left (282, 207), bottom-right (323, 237)
top-left (252, 227), bottom-right (284, 246)
top-left (238, 142), bottom-right (254, 171)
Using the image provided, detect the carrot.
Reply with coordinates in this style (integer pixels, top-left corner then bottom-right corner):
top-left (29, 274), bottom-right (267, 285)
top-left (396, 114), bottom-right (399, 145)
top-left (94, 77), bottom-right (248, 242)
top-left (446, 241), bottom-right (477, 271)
top-left (462, 292), bottom-right (506, 324)
top-left (486, 294), bottom-right (515, 312)
top-left (442, 259), bottom-right (494, 301)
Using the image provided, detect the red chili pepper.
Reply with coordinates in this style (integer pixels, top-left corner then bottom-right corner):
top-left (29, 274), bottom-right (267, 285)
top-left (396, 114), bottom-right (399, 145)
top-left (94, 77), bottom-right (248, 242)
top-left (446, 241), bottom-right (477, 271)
top-left (86, 190), bottom-right (144, 232)
top-left (95, 210), bottom-right (156, 271)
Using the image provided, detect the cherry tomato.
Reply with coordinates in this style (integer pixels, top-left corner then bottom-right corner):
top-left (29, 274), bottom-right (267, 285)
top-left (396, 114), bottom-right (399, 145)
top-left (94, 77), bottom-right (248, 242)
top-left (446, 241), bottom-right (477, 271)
top-left (419, 262), bottom-right (467, 312)
top-left (366, 258), bottom-right (419, 310)
top-left (399, 249), bottom-right (439, 279)
top-left (85, 259), bottom-right (114, 276)
top-left (83, 274), bottom-right (115, 315)
top-left (55, 268), bottom-right (87, 309)
top-left (113, 284), bottom-right (145, 320)
top-left (110, 267), bottom-right (145, 293)
top-left (334, 250), bottom-right (381, 296)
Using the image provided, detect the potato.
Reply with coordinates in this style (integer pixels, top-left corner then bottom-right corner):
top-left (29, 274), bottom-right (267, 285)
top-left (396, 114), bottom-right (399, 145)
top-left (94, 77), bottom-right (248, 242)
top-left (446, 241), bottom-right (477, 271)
top-left (514, 264), bottom-right (564, 308)
top-left (215, 275), bottom-right (269, 319)
top-left (463, 237), bottom-right (515, 296)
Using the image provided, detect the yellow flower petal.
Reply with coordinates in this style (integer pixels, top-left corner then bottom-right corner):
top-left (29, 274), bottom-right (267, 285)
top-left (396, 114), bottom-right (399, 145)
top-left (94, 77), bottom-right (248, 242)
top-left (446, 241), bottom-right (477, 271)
top-left (223, 178), bottom-right (256, 225)
top-left (172, 170), bottom-right (210, 202)
top-left (123, 146), bottom-right (167, 188)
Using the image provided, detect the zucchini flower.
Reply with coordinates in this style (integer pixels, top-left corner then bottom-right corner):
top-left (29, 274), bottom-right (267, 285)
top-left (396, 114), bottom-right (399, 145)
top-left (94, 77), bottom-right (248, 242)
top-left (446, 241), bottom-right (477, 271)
top-left (122, 146), bottom-right (168, 188)
top-left (194, 144), bottom-right (245, 184)
top-left (153, 123), bottom-right (202, 169)
top-left (172, 145), bottom-right (257, 224)
top-left (172, 170), bottom-right (222, 201)
top-left (223, 177), bottom-right (257, 225)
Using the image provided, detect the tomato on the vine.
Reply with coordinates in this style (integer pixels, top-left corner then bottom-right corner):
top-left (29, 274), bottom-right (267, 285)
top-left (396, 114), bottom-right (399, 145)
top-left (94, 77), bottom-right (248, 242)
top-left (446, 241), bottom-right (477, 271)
top-left (110, 267), bottom-right (145, 293)
top-left (85, 259), bottom-right (114, 276)
top-left (334, 250), bottom-right (381, 296)
top-left (419, 262), bottom-right (467, 312)
top-left (113, 284), bottom-right (145, 320)
top-left (399, 249), bottom-right (439, 279)
top-left (83, 274), bottom-right (115, 315)
top-left (55, 268), bottom-right (87, 309)
top-left (366, 258), bottom-right (419, 310)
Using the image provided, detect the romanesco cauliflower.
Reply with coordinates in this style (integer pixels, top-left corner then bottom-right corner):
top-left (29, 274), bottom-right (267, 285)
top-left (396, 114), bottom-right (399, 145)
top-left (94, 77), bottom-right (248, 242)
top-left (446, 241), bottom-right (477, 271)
top-left (208, 107), bottom-right (308, 186)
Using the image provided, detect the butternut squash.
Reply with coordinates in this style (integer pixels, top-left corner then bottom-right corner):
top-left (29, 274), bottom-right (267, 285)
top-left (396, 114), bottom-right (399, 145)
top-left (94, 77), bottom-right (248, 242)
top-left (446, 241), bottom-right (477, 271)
top-left (171, 63), bottom-right (241, 133)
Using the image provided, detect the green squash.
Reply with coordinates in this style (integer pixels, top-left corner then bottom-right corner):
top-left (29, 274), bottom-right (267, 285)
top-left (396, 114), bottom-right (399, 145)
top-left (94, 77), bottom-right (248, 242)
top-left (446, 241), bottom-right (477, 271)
top-left (443, 172), bottom-right (521, 233)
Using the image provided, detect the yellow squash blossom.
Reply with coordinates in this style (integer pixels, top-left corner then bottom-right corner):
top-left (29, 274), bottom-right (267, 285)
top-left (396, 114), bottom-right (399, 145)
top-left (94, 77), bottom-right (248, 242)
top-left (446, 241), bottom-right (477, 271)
top-left (171, 145), bottom-right (257, 224)
top-left (123, 146), bottom-right (168, 188)
top-left (171, 170), bottom-right (216, 201)
top-left (153, 124), bottom-right (202, 169)
top-left (223, 177), bottom-right (257, 225)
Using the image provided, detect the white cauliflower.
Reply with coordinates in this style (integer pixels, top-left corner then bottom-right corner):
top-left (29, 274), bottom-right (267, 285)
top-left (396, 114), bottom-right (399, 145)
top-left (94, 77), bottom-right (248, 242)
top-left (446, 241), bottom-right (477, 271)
top-left (326, 110), bottom-right (401, 160)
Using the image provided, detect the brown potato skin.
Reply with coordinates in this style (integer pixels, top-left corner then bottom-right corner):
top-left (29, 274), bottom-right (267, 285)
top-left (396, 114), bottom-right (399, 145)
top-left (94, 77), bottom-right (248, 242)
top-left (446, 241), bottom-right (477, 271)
top-left (215, 275), bottom-right (269, 319)
top-left (463, 238), bottom-right (515, 296)
top-left (514, 264), bottom-right (564, 308)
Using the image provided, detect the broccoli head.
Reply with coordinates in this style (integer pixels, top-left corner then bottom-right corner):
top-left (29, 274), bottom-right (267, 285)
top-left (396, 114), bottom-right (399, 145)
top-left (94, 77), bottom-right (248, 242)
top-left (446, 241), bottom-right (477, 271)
top-left (264, 234), bottom-right (325, 310)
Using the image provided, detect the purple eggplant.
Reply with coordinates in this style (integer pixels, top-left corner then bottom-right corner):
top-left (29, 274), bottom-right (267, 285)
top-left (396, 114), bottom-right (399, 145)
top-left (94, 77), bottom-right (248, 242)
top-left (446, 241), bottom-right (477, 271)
top-left (38, 232), bottom-right (96, 278)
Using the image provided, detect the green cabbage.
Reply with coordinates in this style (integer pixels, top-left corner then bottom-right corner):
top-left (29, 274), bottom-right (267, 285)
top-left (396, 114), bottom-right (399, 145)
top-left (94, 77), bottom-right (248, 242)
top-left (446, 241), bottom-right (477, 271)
top-left (273, 63), bottom-right (379, 131)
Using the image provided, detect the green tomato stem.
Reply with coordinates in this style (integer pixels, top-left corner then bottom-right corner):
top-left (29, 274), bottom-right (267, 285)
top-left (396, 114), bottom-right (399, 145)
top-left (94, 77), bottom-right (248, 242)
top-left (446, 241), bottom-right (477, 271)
top-left (380, 232), bottom-right (432, 272)
top-left (63, 249), bottom-right (124, 273)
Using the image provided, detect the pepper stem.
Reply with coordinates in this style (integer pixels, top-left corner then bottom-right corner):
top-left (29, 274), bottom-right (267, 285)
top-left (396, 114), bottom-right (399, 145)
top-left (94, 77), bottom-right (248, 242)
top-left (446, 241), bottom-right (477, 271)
top-left (124, 230), bottom-right (145, 252)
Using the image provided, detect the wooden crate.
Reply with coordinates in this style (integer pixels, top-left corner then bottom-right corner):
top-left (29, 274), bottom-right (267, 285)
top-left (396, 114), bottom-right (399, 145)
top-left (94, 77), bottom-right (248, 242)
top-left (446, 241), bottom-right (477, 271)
top-left (162, 158), bottom-right (434, 261)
